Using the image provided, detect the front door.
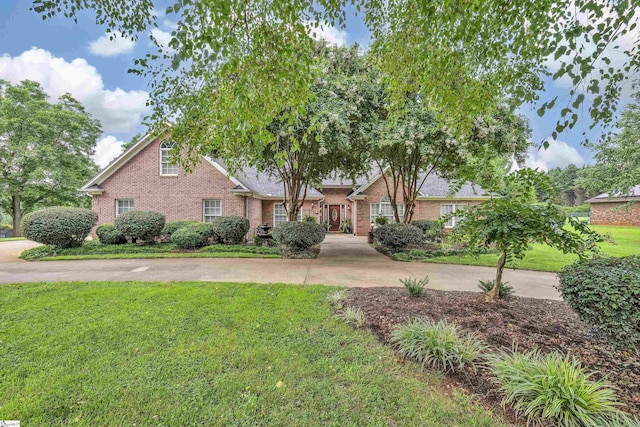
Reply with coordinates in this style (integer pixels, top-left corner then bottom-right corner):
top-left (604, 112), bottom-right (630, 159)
top-left (328, 205), bottom-right (341, 231)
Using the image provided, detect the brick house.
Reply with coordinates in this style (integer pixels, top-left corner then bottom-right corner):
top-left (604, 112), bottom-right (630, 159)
top-left (586, 186), bottom-right (640, 226)
top-left (81, 134), bottom-right (490, 235)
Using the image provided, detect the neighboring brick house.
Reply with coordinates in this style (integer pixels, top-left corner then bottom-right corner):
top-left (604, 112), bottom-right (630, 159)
top-left (586, 186), bottom-right (640, 226)
top-left (81, 134), bottom-right (490, 235)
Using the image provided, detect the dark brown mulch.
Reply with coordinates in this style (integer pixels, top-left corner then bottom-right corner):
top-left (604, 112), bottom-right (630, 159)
top-left (345, 287), bottom-right (640, 421)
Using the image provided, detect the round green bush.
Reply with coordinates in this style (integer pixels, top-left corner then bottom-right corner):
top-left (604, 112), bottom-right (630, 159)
top-left (272, 221), bottom-right (325, 251)
top-left (114, 210), bottom-right (165, 243)
top-left (558, 256), bottom-right (640, 349)
top-left (95, 223), bottom-right (126, 245)
top-left (374, 223), bottom-right (423, 251)
top-left (161, 220), bottom-right (197, 236)
top-left (21, 207), bottom-right (97, 248)
top-left (171, 222), bottom-right (214, 249)
top-left (375, 216), bottom-right (389, 226)
top-left (211, 216), bottom-right (250, 245)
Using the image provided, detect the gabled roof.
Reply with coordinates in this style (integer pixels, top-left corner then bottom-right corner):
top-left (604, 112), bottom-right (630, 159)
top-left (211, 159), bottom-right (323, 198)
top-left (81, 132), bottom-right (158, 191)
top-left (586, 186), bottom-right (640, 203)
top-left (80, 134), bottom-right (322, 199)
top-left (348, 168), bottom-right (488, 199)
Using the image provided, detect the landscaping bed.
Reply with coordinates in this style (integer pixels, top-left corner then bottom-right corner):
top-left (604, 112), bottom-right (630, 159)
top-left (345, 287), bottom-right (640, 419)
top-left (19, 241), bottom-right (282, 261)
top-left (0, 281), bottom-right (500, 426)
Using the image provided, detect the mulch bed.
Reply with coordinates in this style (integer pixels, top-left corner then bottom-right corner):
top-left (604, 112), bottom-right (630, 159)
top-left (345, 287), bottom-right (640, 423)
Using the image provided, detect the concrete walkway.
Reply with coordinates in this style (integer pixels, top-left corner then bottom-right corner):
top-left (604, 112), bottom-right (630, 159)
top-left (0, 235), bottom-right (561, 300)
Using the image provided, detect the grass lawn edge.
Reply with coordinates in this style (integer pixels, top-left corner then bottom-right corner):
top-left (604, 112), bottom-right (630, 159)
top-left (39, 252), bottom-right (282, 261)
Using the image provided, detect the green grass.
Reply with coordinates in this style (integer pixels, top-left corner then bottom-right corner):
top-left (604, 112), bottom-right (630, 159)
top-left (20, 241), bottom-right (282, 261)
top-left (42, 252), bottom-right (281, 261)
top-left (0, 237), bottom-right (25, 242)
top-left (408, 225), bottom-right (640, 272)
top-left (0, 281), bottom-right (501, 426)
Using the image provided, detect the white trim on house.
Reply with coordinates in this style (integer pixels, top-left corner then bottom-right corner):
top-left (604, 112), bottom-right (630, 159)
top-left (159, 141), bottom-right (179, 176)
top-left (115, 198), bottom-right (134, 217)
top-left (81, 132), bottom-right (158, 191)
top-left (202, 199), bottom-right (223, 222)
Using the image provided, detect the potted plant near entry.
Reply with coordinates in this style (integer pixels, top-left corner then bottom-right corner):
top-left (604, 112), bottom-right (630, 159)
top-left (339, 218), bottom-right (352, 234)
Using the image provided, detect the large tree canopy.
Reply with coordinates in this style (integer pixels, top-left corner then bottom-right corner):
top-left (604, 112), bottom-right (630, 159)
top-left (31, 0), bottom-right (640, 163)
top-left (0, 80), bottom-right (101, 235)
top-left (253, 44), bottom-right (379, 220)
top-left (372, 102), bottom-right (531, 224)
top-left (579, 93), bottom-right (640, 197)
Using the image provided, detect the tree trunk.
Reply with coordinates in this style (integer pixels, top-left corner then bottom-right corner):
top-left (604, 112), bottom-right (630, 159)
top-left (12, 194), bottom-right (21, 237)
top-left (486, 249), bottom-right (507, 302)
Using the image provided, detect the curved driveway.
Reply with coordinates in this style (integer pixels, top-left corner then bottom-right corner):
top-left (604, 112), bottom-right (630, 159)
top-left (0, 235), bottom-right (561, 300)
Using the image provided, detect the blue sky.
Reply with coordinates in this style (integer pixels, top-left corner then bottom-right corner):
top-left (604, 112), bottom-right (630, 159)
top-left (0, 0), bottom-right (621, 169)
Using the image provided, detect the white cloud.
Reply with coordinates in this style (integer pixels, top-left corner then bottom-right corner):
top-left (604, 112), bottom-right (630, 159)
top-left (150, 28), bottom-right (177, 54)
top-left (88, 34), bottom-right (136, 57)
top-left (525, 139), bottom-right (586, 171)
top-left (93, 135), bottom-right (124, 168)
top-left (0, 48), bottom-right (149, 133)
top-left (308, 23), bottom-right (348, 47)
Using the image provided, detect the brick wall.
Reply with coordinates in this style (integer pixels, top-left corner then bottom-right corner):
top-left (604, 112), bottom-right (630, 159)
top-left (92, 138), bottom-right (246, 225)
top-left (261, 200), bottom-right (318, 226)
top-left (590, 202), bottom-right (640, 226)
top-left (355, 173), bottom-right (483, 235)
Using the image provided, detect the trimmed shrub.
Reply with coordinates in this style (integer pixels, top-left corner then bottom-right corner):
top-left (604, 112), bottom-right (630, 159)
top-left (477, 280), bottom-right (514, 299)
top-left (374, 223), bottom-right (423, 251)
top-left (21, 207), bottom-right (97, 248)
top-left (411, 220), bottom-right (443, 242)
top-left (303, 215), bottom-right (317, 223)
top-left (557, 256), bottom-right (640, 349)
top-left (95, 224), bottom-right (126, 245)
top-left (489, 350), bottom-right (626, 427)
top-left (272, 221), bottom-right (325, 251)
top-left (375, 216), bottom-right (389, 226)
top-left (401, 276), bottom-right (428, 297)
top-left (171, 222), bottom-right (214, 249)
top-left (114, 210), bottom-right (165, 243)
top-left (211, 216), bottom-right (250, 245)
top-left (162, 220), bottom-right (197, 236)
top-left (391, 319), bottom-right (485, 373)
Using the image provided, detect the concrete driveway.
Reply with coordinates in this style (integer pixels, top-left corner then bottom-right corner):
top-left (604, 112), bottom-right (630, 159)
top-left (0, 235), bottom-right (561, 300)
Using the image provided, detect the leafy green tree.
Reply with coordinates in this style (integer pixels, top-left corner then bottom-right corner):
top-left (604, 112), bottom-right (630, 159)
top-left (122, 132), bottom-right (143, 151)
top-left (0, 80), bottom-right (101, 236)
top-left (373, 103), bottom-right (531, 224)
top-left (579, 94), bottom-right (640, 197)
top-left (32, 0), bottom-right (640, 161)
top-left (210, 43), bottom-right (377, 221)
top-left (546, 164), bottom-right (600, 206)
top-left (449, 169), bottom-right (602, 302)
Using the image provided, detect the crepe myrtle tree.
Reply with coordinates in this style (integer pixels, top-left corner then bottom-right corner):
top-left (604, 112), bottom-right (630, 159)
top-left (257, 44), bottom-right (380, 221)
top-left (32, 0), bottom-right (640, 170)
top-left (373, 102), bottom-right (531, 224)
top-left (448, 169), bottom-right (603, 302)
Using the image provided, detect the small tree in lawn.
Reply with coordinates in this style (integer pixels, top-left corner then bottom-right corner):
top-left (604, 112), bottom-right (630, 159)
top-left (449, 168), bottom-right (603, 302)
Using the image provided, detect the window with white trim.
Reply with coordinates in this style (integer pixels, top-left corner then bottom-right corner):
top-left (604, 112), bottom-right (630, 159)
top-left (160, 141), bottom-right (178, 176)
top-left (116, 199), bottom-right (134, 216)
top-left (440, 203), bottom-right (467, 227)
top-left (274, 204), bottom-right (302, 226)
top-left (370, 195), bottom-right (404, 223)
top-left (203, 200), bottom-right (222, 222)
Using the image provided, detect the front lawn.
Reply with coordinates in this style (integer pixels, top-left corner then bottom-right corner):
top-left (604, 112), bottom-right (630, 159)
top-left (0, 281), bottom-right (500, 426)
top-left (0, 237), bottom-right (25, 242)
top-left (19, 241), bottom-right (282, 261)
top-left (397, 225), bottom-right (640, 272)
